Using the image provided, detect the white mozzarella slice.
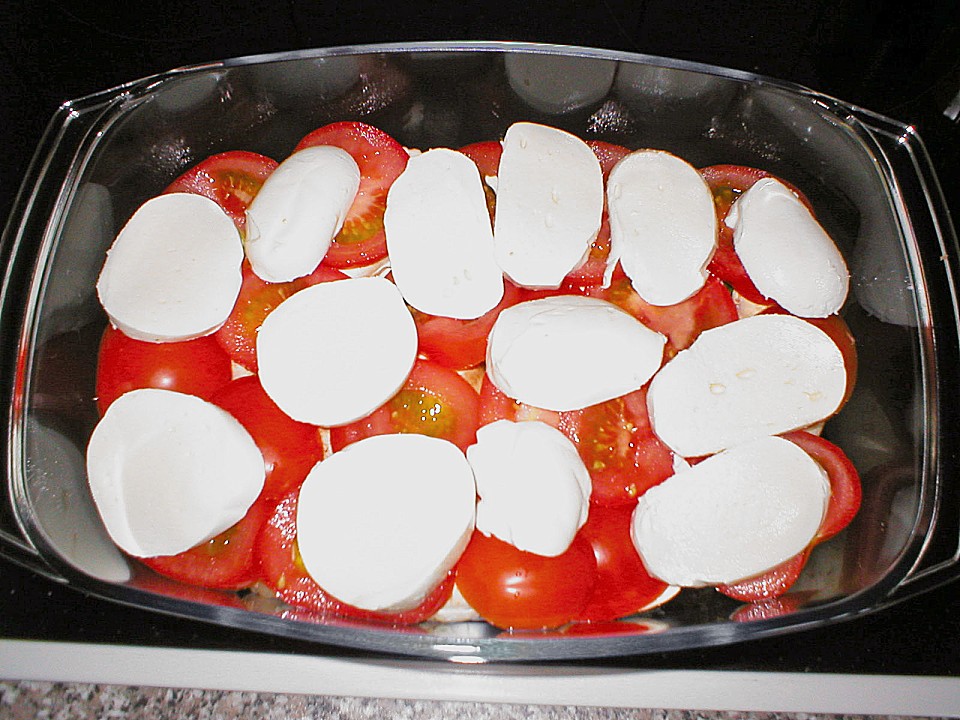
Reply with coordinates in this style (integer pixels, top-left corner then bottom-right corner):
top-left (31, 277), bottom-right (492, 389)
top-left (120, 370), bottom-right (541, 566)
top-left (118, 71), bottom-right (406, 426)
top-left (466, 420), bottom-right (591, 557)
top-left (631, 435), bottom-right (830, 587)
top-left (727, 177), bottom-right (849, 318)
top-left (606, 150), bottom-right (716, 306)
top-left (486, 295), bottom-right (665, 412)
top-left (296, 433), bottom-right (476, 612)
top-left (384, 148), bottom-right (504, 319)
top-left (85, 388), bottom-right (265, 558)
top-left (96, 193), bottom-right (243, 342)
top-left (493, 122), bottom-right (603, 288)
top-left (256, 276), bottom-right (417, 427)
top-left (245, 145), bottom-right (360, 283)
top-left (647, 313), bottom-right (846, 457)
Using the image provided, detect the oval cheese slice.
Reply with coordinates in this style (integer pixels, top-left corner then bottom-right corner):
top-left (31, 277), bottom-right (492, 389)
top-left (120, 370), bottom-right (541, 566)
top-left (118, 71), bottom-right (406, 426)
top-left (245, 145), bottom-right (360, 283)
top-left (86, 388), bottom-right (265, 558)
top-left (96, 193), bottom-right (243, 342)
top-left (486, 295), bottom-right (665, 412)
top-left (256, 276), bottom-right (417, 427)
top-left (647, 313), bottom-right (847, 457)
top-left (385, 147), bottom-right (504, 319)
top-left (493, 122), bottom-right (603, 289)
top-left (296, 433), bottom-right (476, 612)
top-left (727, 177), bottom-right (849, 318)
top-left (631, 435), bottom-right (830, 587)
top-left (467, 420), bottom-right (591, 557)
top-left (606, 150), bottom-right (716, 306)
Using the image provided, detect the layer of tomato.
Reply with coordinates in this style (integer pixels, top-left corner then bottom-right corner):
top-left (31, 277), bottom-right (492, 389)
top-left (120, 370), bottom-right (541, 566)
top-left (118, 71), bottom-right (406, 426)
top-left (454, 530), bottom-right (597, 630)
top-left (294, 121), bottom-right (408, 268)
top-left (95, 325), bottom-right (233, 415)
top-left (211, 375), bottom-right (324, 502)
top-left (329, 358), bottom-right (481, 453)
top-left (575, 504), bottom-right (670, 622)
top-left (140, 497), bottom-right (271, 591)
top-left (163, 150), bottom-right (278, 234)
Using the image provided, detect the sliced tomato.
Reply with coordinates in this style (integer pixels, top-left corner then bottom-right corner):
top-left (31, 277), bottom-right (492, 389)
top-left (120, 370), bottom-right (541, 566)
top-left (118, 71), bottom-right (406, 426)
top-left (785, 430), bottom-right (862, 543)
top-left (257, 491), bottom-right (455, 624)
top-left (575, 504), bottom-right (669, 622)
top-left (163, 150), bottom-right (278, 234)
top-left (455, 530), bottom-right (597, 630)
top-left (95, 325), bottom-right (233, 415)
top-left (140, 497), bottom-right (270, 591)
top-left (459, 140), bottom-right (501, 223)
top-left (717, 430), bottom-right (861, 602)
top-left (717, 550), bottom-right (810, 603)
top-left (700, 164), bottom-right (815, 305)
top-left (412, 280), bottom-right (523, 370)
top-left (558, 386), bottom-right (674, 506)
top-left (587, 273), bottom-right (738, 359)
top-left (561, 141), bottom-right (632, 289)
top-left (329, 358), bottom-right (481, 453)
top-left (477, 373), bottom-right (562, 427)
top-left (214, 261), bottom-right (348, 373)
top-left (294, 121), bottom-right (408, 268)
top-left (211, 375), bottom-right (324, 502)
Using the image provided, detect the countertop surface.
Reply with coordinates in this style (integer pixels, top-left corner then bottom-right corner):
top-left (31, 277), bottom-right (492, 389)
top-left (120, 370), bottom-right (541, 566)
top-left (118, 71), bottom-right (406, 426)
top-left (3, 2), bottom-right (960, 718)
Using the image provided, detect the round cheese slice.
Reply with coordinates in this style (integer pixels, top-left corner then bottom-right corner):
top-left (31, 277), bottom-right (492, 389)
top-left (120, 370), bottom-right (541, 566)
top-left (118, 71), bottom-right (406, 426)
top-left (245, 145), bottom-right (360, 283)
top-left (296, 433), bottom-right (476, 612)
top-left (385, 147), bottom-right (504, 319)
top-left (86, 388), bottom-right (265, 558)
top-left (467, 420), bottom-right (591, 557)
top-left (96, 193), bottom-right (244, 342)
top-left (486, 295), bottom-right (665, 412)
top-left (256, 276), bottom-right (417, 426)
top-left (727, 177), bottom-right (849, 318)
top-left (493, 122), bottom-right (603, 289)
top-left (647, 313), bottom-right (847, 457)
top-left (631, 435), bottom-right (830, 587)
top-left (606, 149), bottom-right (717, 306)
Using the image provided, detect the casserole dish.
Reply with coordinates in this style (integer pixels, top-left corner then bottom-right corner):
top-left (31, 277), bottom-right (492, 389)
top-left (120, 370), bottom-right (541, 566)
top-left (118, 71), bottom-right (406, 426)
top-left (1, 41), bottom-right (958, 662)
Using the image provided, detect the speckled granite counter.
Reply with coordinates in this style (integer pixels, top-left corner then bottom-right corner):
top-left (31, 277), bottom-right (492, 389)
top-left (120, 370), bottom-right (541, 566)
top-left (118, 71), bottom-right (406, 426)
top-left (0, 682), bottom-right (935, 720)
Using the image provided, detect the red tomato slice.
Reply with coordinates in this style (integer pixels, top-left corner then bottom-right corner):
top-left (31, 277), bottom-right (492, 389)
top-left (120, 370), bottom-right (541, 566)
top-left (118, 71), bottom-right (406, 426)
top-left (95, 325), bottom-right (233, 415)
top-left (575, 504), bottom-right (669, 622)
top-left (211, 375), bottom-right (324, 502)
top-left (257, 491), bottom-right (455, 624)
top-left (717, 550), bottom-right (810, 603)
top-left (458, 140), bottom-right (501, 223)
top-left (717, 430), bottom-right (861, 602)
top-left (163, 150), bottom-right (278, 234)
top-left (455, 530), bottom-right (597, 630)
top-left (587, 273), bottom-right (738, 359)
top-left (412, 280), bottom-right (523, 371)
top-left (784, 430), bottom-right (862, 543)
top-left (294, 121), bottom-right (408, 268)
top-left (561, 141), bottom-right (632, 289)
top-left (558, 386), bottom-right (675, 507)
top-left (214, 261), bottom-right (348, 373)
top-left (699, 164), bottom-right (815, 305)
top-left (329, 358), bottom-right (481, 453)
top-left (140, 497), bottom-right (271, 591)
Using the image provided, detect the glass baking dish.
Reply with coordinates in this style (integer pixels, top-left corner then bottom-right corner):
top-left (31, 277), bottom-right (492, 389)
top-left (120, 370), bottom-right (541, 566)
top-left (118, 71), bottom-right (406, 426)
top-left (2, 41), bottom-right (958, 662)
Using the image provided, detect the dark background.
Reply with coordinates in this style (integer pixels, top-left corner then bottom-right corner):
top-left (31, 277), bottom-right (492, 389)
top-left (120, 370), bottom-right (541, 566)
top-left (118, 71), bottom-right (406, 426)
top-left (1, 0), bottom-right (959, 675)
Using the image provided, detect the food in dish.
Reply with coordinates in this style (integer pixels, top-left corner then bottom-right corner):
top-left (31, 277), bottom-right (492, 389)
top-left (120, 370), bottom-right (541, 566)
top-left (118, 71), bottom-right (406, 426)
top-left (85, 119), bottom-right (861, 631)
